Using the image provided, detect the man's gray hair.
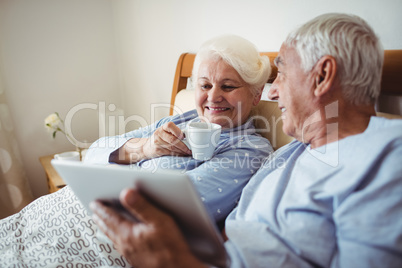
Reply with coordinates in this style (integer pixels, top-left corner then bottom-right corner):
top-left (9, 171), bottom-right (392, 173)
top-left (284, 13), bottom-right (384, 105)
top-left (192, 35), bottom-right (271, 96)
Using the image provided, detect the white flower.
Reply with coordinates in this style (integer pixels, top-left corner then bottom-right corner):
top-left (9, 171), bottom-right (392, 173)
top-left (44, 113), bottom-right (61, 131)
top-left (44, 112), bottom-right (80, 149)
top-left (44, 112), bottom-right (68, 139)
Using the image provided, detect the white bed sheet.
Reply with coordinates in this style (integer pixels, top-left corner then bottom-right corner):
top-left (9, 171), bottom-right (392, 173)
top-left (0, 186), bottom-right (131, 267)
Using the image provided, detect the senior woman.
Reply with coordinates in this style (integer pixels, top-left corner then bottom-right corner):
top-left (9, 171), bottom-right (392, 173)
top-left (0, 35), bottom-right (273, 267)
top-left (84, 34), bottom-right (273, 223)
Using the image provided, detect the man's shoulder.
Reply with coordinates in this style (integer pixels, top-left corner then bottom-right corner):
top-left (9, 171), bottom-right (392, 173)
top-left (339, 117), bottom-right (402, 169)
top-left (366, 116), bottom-right (402, 141)
top-left (370, 116), bottom-right (402, 129)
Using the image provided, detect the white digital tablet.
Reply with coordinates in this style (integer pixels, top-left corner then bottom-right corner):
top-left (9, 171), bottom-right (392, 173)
top-left (51, 160), bottom-right (227, 267)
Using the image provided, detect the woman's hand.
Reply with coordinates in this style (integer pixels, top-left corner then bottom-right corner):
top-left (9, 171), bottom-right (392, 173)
top-left (90, 188), bottom-right (206, 268)
top-left (110, 122), bottom-right (191, 164)
top-left (142, 121), bottom-right (191, 159)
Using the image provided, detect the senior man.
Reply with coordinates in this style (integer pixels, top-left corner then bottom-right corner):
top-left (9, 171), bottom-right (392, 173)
top-left (90, 13), bottom-right (402, 268)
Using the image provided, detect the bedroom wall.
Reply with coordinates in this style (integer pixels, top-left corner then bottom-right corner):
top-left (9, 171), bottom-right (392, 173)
top-left (0, 0), bottom-right (122, 197)
top-left (111, 0), bottom-right (402, 126)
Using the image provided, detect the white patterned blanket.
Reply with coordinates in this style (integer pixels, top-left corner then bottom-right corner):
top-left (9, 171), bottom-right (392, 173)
top-left (0, 186), bottom-right (131, 267)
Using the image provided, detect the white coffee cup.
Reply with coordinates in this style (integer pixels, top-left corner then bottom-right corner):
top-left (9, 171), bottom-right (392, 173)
top-left (54, 151), bottom-right (80, 161)
top-left (184, 122), bottom-right (222, 161)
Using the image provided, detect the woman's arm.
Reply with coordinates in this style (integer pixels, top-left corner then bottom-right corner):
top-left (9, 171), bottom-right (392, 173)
top-left (109, 122), bottom-right (191, 164)
top-left (186, 140), bottom-right (272, 222)
top-left (84, 111), bottom-right (196, 165)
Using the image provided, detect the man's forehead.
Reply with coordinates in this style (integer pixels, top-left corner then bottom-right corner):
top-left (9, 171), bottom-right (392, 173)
top-left (274, 45), bottom-right (287, 67)
top-left (274, 46), bottom-right (300, 68)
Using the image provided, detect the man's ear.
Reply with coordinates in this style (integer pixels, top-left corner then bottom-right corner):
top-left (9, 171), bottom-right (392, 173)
top-left (314, 55), bottom-right (337, 97)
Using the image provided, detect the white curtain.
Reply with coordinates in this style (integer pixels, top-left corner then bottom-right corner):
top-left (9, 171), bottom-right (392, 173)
top-left (0, 71), bottom-right (34, 219)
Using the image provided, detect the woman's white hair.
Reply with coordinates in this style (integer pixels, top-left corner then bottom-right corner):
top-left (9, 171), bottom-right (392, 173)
top-left (284, 13), bottom-right (384, 105)
top-left (191, 35), bottom-right (271, 96)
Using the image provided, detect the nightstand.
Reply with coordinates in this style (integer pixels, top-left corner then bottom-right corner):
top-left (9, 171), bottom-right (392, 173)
top-left (39, 155), bottom-right (66, 193)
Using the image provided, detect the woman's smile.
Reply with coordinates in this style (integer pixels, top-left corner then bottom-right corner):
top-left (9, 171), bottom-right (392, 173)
top-left (195, 59), bottom-right (260, 128)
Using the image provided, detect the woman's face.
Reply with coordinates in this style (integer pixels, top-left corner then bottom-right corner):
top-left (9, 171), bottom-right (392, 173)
top-left (195, 59), bottom-right (261, 129)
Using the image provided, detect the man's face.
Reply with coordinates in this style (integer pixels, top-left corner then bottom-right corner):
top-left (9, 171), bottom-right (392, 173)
top-left (268, 45), bottom-right (316, 141)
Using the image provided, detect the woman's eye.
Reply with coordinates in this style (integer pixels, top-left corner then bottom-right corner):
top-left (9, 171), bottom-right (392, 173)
top-left (222, 85), bottom-right (237, 91)
top-left (200, 84), bottom-right (212, 90)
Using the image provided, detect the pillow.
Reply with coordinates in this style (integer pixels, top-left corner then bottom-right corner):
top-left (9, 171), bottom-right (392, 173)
top-left (172, 89), bottom-right (196, 116)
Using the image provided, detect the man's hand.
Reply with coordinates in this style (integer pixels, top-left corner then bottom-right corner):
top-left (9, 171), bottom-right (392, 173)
top-left (90, 188), bottom-right (206, 268)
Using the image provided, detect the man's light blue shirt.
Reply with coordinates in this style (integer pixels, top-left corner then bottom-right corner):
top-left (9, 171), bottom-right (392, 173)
top-left (225, 116), bottom-right (402, 267)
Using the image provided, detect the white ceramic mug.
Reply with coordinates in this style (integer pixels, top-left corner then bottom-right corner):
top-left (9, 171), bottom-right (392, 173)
top-left (184, 122), bottom-right (222, 161)
top-left (54, 151), bottom-right (80, 161)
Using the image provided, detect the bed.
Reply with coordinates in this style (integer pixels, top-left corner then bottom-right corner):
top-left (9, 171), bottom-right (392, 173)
top-left (0, 50), bottom-right (401, 267)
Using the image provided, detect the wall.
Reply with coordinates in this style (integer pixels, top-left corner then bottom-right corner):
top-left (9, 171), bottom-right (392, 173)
top-left (111, 0), bottom-right (402, 126)
top-left (0, 0), bottom-right (401, 199)
top-left (0, 0), bottom-right (121, 197)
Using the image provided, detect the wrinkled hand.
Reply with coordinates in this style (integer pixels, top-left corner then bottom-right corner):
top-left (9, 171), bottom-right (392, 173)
top-left (142, 122), bottom-right (191, 159)
top-left (90, 188), bottom-right (206, 268)
top-left (112, 122), bottom-right (191, 164)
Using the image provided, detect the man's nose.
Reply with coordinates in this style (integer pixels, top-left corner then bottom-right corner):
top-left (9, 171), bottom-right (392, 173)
top-left (207, 86), bottom-right (223, 102)
top-left (267, 81), bottom-right (279, 101)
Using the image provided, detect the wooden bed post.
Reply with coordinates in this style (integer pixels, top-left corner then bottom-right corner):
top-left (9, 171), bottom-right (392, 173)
top-left (170, 53), bottom-right (196, 115)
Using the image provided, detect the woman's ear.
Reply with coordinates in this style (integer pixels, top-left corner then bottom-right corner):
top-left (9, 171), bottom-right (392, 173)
top-left (252, 86), bottom-right (264, 106)
top-left (314, 55), bottom-right (337, 98)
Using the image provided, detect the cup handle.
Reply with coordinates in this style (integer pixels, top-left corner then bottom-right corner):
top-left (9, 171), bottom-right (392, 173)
top-left (181, 127), bottom-right (191, 149)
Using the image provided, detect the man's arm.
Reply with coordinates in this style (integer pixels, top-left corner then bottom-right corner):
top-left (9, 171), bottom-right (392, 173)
top-left (90, 188), bottom-right (208, 268)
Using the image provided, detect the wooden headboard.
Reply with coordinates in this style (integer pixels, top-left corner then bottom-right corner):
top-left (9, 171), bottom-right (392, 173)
top-left (170, 50), bottom-right (402, 115)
